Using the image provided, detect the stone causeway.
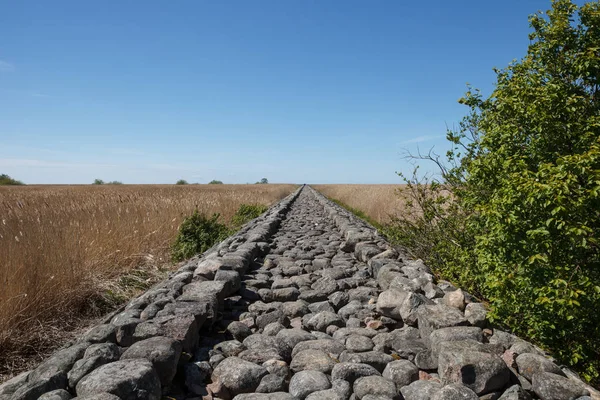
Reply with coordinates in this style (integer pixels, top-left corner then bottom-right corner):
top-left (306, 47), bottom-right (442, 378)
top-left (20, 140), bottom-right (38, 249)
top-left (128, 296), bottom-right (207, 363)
top-left (1, 185), bottom-right (597, 400)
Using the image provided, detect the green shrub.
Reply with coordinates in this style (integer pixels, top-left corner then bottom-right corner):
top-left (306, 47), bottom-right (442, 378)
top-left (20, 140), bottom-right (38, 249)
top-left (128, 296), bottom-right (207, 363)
top-left (176, 179), bottom-right (188, 185)
top-left (171, 210), bottom-right (230, 261)
top-left (93, 179), bottom-right (104, 185)
top-left (231, 204), bottom-right (268, 228)
top-left (208, 180), bottom-right (223, 184)
top-left (0, 174), bottom-right (23, 185)
top-left (394, 0), bottom-right (600, 382)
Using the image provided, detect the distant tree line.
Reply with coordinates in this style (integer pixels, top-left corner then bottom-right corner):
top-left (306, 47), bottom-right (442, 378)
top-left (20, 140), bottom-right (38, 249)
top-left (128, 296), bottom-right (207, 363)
top-left (0, 174), bottom-right (24, 185)
top-left (93, 179), bottom-right (123, 185)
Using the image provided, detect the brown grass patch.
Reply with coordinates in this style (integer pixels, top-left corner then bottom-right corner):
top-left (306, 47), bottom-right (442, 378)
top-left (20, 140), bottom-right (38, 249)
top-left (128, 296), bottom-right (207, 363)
top-left (312, 184), bottom-right (406, 224)
top-left (0, 184), bottom-right (296, 380)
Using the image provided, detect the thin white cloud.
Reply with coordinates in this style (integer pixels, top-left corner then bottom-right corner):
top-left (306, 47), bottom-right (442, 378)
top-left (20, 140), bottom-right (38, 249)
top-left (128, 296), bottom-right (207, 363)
top-left (399, 135), bottom-right (444, 145)
top-left (30, 92), bottom-right (50, 98)
top-left (0, 158), bottom-right (117, 169)
top-left (0, 60), bottom-right (15, 72)
top-left (109, 147), bottom-right (144, 156)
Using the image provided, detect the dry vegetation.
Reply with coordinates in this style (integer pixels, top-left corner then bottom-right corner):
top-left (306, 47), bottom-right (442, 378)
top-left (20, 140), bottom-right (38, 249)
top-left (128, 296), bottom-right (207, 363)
top-left (312, 184), bottom-right (406, 224)
top-left (0, 184), bottom-right (296, 379)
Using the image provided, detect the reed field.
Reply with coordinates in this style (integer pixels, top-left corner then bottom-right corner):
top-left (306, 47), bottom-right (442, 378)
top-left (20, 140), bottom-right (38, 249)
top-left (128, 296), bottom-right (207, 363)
top-left (312, 184), bottom-right (406, 224)
top-left (0, 184), bottom-right (295, 378)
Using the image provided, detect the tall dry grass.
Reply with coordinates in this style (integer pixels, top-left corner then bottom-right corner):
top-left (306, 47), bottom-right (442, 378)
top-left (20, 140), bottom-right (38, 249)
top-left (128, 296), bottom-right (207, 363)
top-left (0, 184), bottom-right (296, 378)
top-left (312, 184), bottom-right (406, 224)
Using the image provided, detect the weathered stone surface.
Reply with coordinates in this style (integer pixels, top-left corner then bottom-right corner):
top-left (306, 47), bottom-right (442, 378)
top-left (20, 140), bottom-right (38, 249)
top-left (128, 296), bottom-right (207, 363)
top-left (382, 360), bottom-right (419, 390)
top-left (339, 351), bottom-right (395, 373)
top-left (232, 393), bottom-right (295, 400)
top-left (38, 389), bottom-right (72, 400)
top-left (76, 359), bottom-right (161, 400)
top-left (81, 324), bottom-right (117, 344)
top-left (291, 339), bottom-right (345, 359)
top-left (429, 326), bottom-right (483, 355)
top-left (400, 380), bottom-right (443, 400)
top-left (417, 305), bottom-right (468, 345)
top-left (288, 370), bottom-right (331, 400)
top-left (29, 341), bottom-right (90, 382)
top-left (443, 289), bottom-right (466, 311)
top-left (306, 311), bottom-right (344, 331)
top-left (0, 371), bottom-right (30, 398)
top-left (531, 372), bottom-right (589, 400)
top-left (431, 383), bottom-right (478, 400)
top-left (345, 334), bottom-right (374, 352)
top-left (353, 376), bottom-right (398, 399)
top-left (515, 353), bottom-right (565, 381)
top-left (290, 349), bottom-right (337, 373)
top-left (438, 341), bottom-right (510, 395)
top-left (497, 384), bottom-right (532, 400)
top-left (121, 336), bottom-right (182, 386)
top-left (68, 343), bottom-right (120, 389)
top-left (228, 321), bottom-right (253, 341)
top-left (464, 303), bottom-right (487, 327)
top-left (11, 370), bottom-right (67, 400)
top-left (211, 356), bottom-right (269, 396)
top-left (331, 362), bottom-right (381, 384)
top-left (256, 374), bottom-right (287, 393)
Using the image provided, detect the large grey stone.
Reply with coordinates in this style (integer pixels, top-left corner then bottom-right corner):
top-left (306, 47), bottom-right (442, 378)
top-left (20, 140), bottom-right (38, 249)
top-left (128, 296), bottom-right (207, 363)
top-left (331, 362), bottom-right (381, 384)
top-left (0, 371), bottom-right (29, 398)
top-left (120, 336), bottom-right (182, 386)
top-left (276, 329), bottom-right (316, 350)
top-left (339, 351), bottom-right (394, 373)
top-left (382, 360), bottom-right (419, 390)
top-left (29, 341), bottom-right (90, 382)
top-left (429, 326), bottom-right (483, 355)
top-left (531, 372), bottom-right (589, 400)
top-left (431, 383), bottom-right (478, 400)
top-left (515, 353), bottom-right (565, 381)
top-left (464, 303), bottom-right (487, 327)
top-left (290, 349), bottom-right (337, 373)
top-left (232, 393), bottom-right (295, 400)
top-left (75, 359), bottom-right (161, 400)
top-left (353, 376), bottom-right (398, 399)
top-left (438, 341), bottom-right (510, 395)
top-left (291, 339), bottom-right (345, 359)
top-left (10, 370), bottom-right (67, 400)
top-left (307, 311), bottom-right (345, 332)
top-left (211, 356), bottom-right (269, 396)
top-left (288, 370), bottom-right (331, 400)
top-left (400, 380), bottom-right (443, 400)
top-left (497, 385), bottom-right (532, 400)
top-left (38, 389), bottom-right (72, 400)
top-left (417, 305), bottom-right (468, 345)
top-left (68, 343), bottom-right (120, 388)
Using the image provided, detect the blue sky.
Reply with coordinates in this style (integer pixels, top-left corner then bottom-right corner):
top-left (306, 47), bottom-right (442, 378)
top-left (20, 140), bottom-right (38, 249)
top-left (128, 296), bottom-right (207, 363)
top-left (0, 1), bottom-right (566, 184)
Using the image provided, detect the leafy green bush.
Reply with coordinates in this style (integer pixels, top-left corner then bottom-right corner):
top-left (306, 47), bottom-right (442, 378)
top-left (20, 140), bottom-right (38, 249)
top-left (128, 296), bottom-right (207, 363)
top-left (171, 210), bottom-right (229, 261)
top-left (93, 179), bottom-right (104, 185)
top-left (231, 204), bottom-right (268, 228)
top-left (176, 179), bottom-right (188, 185)
top-left (107, 181), bottom-right (123, 185)
top-left (0, 174), bottom-right (23, 185)
top-left (394, 0), bottom-right (600, 382)
top-left (208, 180), bottom-right (223, 184)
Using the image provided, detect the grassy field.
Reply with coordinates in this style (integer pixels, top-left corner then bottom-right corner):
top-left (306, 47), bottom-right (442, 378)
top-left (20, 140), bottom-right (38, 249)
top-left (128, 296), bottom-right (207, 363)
top-left (0, 184), bottom-right (296, 378)
top-left (312, 184), bottom-right (406, 224)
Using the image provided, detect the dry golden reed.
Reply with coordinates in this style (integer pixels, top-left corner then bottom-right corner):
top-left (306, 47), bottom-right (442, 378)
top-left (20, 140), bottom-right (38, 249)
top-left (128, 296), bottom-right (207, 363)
top-left (0, 184), bottom-right (295, 377)
top-left (312, 184), bottom-right (406, 224)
